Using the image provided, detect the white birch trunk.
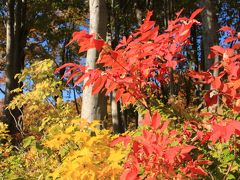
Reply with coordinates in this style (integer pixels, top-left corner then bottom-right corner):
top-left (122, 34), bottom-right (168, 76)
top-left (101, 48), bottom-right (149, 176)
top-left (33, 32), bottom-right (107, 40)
top-left (81, 0), bottom-right (108, 122)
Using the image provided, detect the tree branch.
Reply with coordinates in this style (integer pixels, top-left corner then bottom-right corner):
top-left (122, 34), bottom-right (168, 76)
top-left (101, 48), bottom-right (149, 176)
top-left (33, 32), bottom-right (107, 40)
top-left (0, 87), bottom-right (5, 94)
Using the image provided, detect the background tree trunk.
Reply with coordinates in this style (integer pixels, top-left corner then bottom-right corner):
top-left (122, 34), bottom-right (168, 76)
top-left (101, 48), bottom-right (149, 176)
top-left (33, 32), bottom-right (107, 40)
top-left (4, 0), bottom-right (27, 136)
top-left (111, 91), bottom-right (124, 133)
top-left (81, 0), bottom-right (108, 122)
top-left (198, 0), bottom-right (219, 111)
top-left (199, 0), bottom-right (219, 72)
top-left (110, 0), bottom-right (125, 133)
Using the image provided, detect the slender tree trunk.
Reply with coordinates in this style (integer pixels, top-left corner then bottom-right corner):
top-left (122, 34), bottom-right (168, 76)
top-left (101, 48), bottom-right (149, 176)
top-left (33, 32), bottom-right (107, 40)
top-left (192, 25), bottom-right (199, 72)
top-left (109, 0), bottom-right (125, 133)
top-left (135, 3), bottom-right (143, 26)
top-left (81, 0), bottom-right (108, 122)
top-left (4, 0), bottom-right (27, 136)
top-left (111, 91), bottom-right (124, 133)
top-left (199, 0), bottom-right (219, 72)
top-left (199, 0), bottom-right (219, 111)
top-left (134, 1), bottom-right (146, 125)
top-left (65, 39), bottom-right (80, 115)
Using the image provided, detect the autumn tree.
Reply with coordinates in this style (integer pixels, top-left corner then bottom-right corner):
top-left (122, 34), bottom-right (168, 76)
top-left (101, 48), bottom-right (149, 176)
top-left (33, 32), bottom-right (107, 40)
top-left (1, 0), bottom-right (87, 136)
top-left (81, 0), bottom-right (108, 122)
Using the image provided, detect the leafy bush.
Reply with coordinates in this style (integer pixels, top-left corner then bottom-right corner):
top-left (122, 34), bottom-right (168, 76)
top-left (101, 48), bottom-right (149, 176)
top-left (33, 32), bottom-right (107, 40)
top-left (1, 8), bottom-right (240, 180)
top-left (1, 59), bottom-right (127, 179)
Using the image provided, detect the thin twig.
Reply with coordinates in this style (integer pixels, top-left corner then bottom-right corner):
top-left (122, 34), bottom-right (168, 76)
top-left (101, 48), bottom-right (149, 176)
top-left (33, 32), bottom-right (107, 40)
top-left (223, 135), bottom-right (237, 180)
top-left (8, 109), bottom-right (24, 135)
top-left (0, 88), bottom-right (5, 94)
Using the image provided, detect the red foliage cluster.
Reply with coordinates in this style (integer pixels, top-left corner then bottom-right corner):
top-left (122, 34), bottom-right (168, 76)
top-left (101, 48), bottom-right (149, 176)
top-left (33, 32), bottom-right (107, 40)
top-left (188, 26), bottom-right (240, 146)
top-left (189, 27), bottom-right (240, 112)
top-left (55, 7), bottom-right (240, 179)
top-left (111, 112), bottom-right (211, 179)
top-left (186, 116), bottom-right (240, 144)
top-left (55, 9), bottom-right (202, 107)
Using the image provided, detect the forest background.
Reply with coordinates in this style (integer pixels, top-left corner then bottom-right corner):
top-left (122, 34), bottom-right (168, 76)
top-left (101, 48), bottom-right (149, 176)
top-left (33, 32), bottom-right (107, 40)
top-left (0, 0), bottom-right (240, 179)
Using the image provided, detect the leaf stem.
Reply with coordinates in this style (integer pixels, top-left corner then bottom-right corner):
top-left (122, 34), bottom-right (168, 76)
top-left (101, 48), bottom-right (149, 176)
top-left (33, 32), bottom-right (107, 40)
top-left (223, 135), bottom-right (237, 180)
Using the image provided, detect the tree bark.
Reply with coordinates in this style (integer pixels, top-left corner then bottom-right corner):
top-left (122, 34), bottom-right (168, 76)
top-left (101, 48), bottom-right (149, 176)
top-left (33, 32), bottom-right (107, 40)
top-left (134, 0), bottom-right (145, 126)
top-left (198, 0), bottom-right (219, 112)
top-left (4, 0), bottom-right (27, 136)
top-left (109, 0), bottom-right (126, 133)
top-left (81, 0), bottom-right (108, 122)
top-left (199, 0), bottom-right (219, 72)
top-left (111, 91), bottom-right (124, 133)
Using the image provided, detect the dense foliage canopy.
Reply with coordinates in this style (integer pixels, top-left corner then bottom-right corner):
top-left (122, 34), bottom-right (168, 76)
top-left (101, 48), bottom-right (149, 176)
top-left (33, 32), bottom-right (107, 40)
top-left (0, 0), bottom-right (240, 179)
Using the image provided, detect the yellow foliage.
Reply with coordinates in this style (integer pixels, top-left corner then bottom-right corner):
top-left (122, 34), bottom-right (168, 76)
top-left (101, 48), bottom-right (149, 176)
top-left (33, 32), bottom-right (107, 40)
top-left (44, 119), bottom-right (127, 179)
top-left (0, 122), bottom-right (9, 140)
top-left (1, 59), bottom-right (129, 179)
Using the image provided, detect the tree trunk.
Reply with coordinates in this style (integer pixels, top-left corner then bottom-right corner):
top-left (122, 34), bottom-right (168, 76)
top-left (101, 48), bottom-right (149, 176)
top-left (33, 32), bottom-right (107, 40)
top-left (199, 0), bottom-right (219, 111)
top-left (109, 0), bottom-right (125, 133)
top-left (4, 0), bottom-right (27, 136)
top-left (134, 0), bottom-right (146, 126)
top-left (81, 0), bottom-right (108, 122)
top-left (111, 91), bottom-right (124, 133)
top-left (135, 2), bottom-right (143, 26)
top-left (199, 0), bottom-right (219, 72)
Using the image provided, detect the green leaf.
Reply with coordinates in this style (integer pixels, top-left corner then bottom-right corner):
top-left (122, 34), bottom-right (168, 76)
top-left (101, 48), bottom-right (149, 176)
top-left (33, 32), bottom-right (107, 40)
top-left (226, 174), bottom-right (235, 180)
top-left (59, 145), bottom-right (69, 159)
top-left (22, 136), bottom-right (36, 148)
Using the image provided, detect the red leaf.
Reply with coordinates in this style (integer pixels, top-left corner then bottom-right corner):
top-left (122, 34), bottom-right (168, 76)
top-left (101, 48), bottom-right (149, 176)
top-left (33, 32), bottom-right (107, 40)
top-left (181, 145), bottom-right (196, 154)
top-left (224, 37), bottom-right (237, 43)
top-left (211, 77), bottom-right (222, 89)
top-left (188, 71), bottom-right (212, 83)
top-left (141, 111), bottom-right (151, 126)
top-left (140, 18), bottom-right (155, 33)
top-left (121, 93), bottom-right (131, 105)
top-left (66, 70), bottom-right (81, 84)
top-left (159, 121), bottom-right (169, 133)
top-left (233, 43), bottom-right (240, 49)
top-left (175, 8), bottom-right (184, 18)
top-left (139, 26), bottom-right (159, 41)
top-left (66, 30), bottom-right (89, 46)
top-left (190, 166), bottom-right (208, 176)
top-left (115, 88), bottom-right (125, 102)
top-left (197, 160), bottom-right (212, 166)
top-left (110, 135), bottom-right (132, 147)
top-left (74, 73), bottom-right (88, 86)
top-left (120, 168), bottom-right (138, 180)
top-left (142, 141), bottom-right (154, 155)
top-left (190, 8), bottom-right (203, 20)
top-left (93, 39), bottom-right (105, 51)
top-left (209, 122), bottom-right (234, 143)
top-left (166, 60), bottom-right (178, 69)
top-left (55, 63), bottom-right (79, 74)
top-left (61, 66), bottom-right (78, 80)
top-left (105, 81), bottom-right (118, 95)
top-left (132, 141), bottom-right (141, 153)
top-left (209, 125), bottom-right (225, 144)
top-left (164, 147), bottom-right (180, 164)
top-left (144, 11), bottom-right (153, 22)
top-left (218, 26), bottom-right (236, 34)
top-left (151, 112), bottom-right (161, 129)
top-left (204, 91), bottom-right (218, 107)
top-left (92, 76), bottom-right (106, 95)
top-left (219, 26), bottom-right (232, 32)
top-left (211, 45), bottom-right (225, 55)
top-left (192, 131), bottom-right (204, 142)
top-left (83, 78), bottom-right (94, 88)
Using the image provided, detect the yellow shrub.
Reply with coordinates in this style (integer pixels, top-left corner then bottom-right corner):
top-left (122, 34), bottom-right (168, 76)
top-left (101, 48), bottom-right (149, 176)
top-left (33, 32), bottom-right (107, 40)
top-left (44, 119), bottom-right (128, 179)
